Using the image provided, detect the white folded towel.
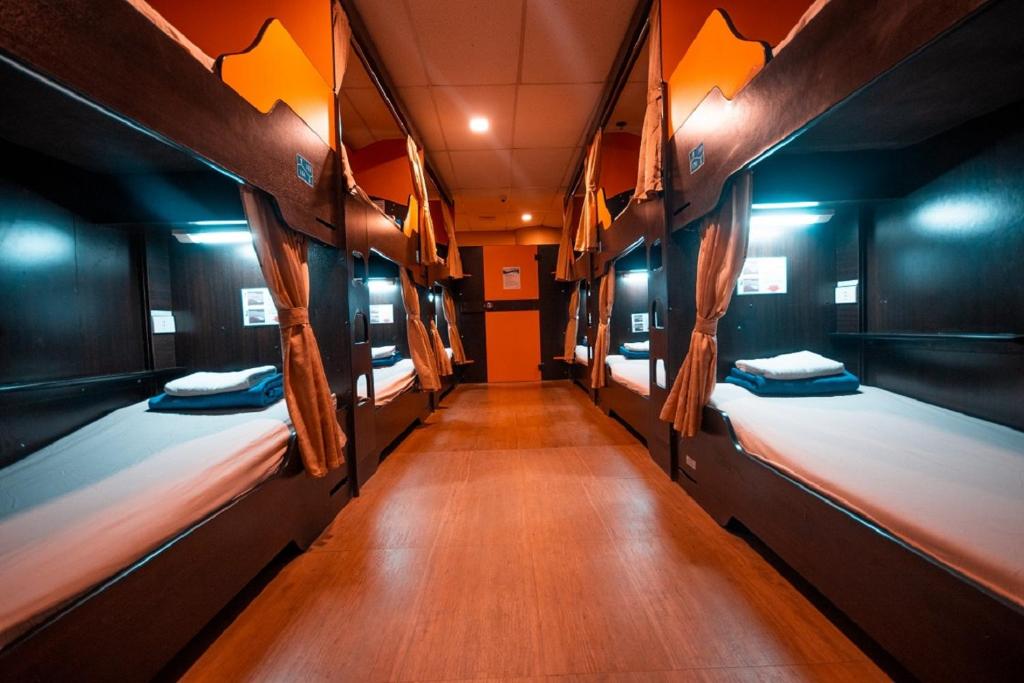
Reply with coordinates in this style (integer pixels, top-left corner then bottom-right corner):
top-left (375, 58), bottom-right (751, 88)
top-left (371, 345), bottom-right (397, 359)
top-left (623, 340), bottom-right (649, 352)
top-left (605, 354), bottom-right (628, 365)
top-left (164, 365), bottom-right (277, 396)
top-left (735, 351), bottom-right (844, 380)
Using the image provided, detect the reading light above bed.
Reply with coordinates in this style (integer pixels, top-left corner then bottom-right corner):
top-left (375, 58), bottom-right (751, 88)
top-left (172, 229), bottom-right (252, 244)
top-left (621, 270), bottom-right (649, 282)
top-left (367, 278), bottom-right (398, 293)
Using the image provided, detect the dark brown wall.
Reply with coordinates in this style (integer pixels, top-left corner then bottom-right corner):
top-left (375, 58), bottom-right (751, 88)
top-left (538, 244), bottom-right (572, 380)
top-left (368, 283), bottom-right (408, 355)
top-left (452, 247), bottom-right (487, 383)
top-left (0, 178), bottom-right (147, 384)
top-left (610, 273), bottom-right (649, 352)
top-left (169, 236), bottom-right (281, 371)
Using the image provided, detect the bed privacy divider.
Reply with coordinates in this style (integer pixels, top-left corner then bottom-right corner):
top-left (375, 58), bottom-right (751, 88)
top-left (660, 0), bottom-right (1024, 678)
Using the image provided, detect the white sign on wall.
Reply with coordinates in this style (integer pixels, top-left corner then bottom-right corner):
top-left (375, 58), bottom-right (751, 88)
top-left (241, 287), bottom-right (278, 326)
top-left (835, 279), bottom-right (858, 304)
top-left (369, 303), bottom-right (394, 324)
top-left (631, 313), bottom-right (649, 333)
top-left (737, 257), bottom-right (787, 296)
top-left (502, 266), bottom-right (521, 290)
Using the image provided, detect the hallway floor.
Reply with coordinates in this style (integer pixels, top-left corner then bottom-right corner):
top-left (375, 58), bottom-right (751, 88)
top-left (180, 382), bottom-right (887, 682)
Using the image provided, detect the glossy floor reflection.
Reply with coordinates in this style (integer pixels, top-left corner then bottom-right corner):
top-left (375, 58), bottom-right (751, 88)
top-left (180, 381), bottom-right (887, 682)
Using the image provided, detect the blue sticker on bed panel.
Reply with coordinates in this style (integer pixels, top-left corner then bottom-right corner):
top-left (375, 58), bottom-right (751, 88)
top-left (296, 154), bottom-right (314, 187)
top-left (689, 143), bottom-right (705, 174)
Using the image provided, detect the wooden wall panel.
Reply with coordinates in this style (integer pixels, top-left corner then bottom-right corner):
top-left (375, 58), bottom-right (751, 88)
top-left (611, 273), bottom-right (650, 352)
top-left (452, 247), bottom-right (487, 383)
top-left (537, 245), bottom-right (572, 380)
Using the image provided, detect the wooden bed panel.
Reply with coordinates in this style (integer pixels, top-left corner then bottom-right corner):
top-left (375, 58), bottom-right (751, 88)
top-left (679, 408), bottom-right (1024, 681)
top-left (597, 378), bottom-right (649, 443)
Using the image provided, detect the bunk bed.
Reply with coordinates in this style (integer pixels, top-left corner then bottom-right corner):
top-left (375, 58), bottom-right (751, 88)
top-left (0, 3), bottom-right (354, 677)
top-left (667, 1), bottom-right (1024, 679)
top-left (345, 196), bottom-right (432, 489)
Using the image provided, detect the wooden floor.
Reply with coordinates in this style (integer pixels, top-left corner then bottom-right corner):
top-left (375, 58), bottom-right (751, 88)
top-left (180, 382), bottom-right (887, 682)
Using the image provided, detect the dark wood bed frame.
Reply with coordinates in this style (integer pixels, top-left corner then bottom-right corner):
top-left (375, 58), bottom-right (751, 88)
top-left (596, 376), bottom-right (649, 444)
top-left (678, 407), bottom-right (1024, 681)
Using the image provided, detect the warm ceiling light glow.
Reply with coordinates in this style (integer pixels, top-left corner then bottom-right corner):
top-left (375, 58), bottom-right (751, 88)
top-left (521, 212), bottom-right (533, 222)
top-left (469, 116), bottom-right (490, 133)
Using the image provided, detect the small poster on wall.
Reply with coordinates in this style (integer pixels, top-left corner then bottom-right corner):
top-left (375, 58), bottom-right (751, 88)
top-left (369, 303), bottom-right (394, 324)
top-left (737, 257), bottom-right (787, 296)
top-left (241, 287), bottom-right (278, 326)
top-left (631, 312), bottom-right (649, 333)
top-left (502, 266), bottom-right (521, 290)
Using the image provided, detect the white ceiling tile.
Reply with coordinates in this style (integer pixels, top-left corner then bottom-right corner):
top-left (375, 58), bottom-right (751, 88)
top-left (449, 149), bottom-right (513, 189)
top-left (520, 0), bottom-right (639, 84)
top-left (511, 148), bottom-right (574, 188)
top-left (405, 0), bottom-right (524, 86)
top-left (432, 85), bottom-right (516, 150)
top-left (351, 0), bottom-right (429, 86)
top-left (398, 87), bottom-right (446, 151)
top-left (513, 84), bottom-right (602, 148)
top-left (341, 51), bottom-right (375, 89)
top-left (429, 151), bottom-right (458, 192)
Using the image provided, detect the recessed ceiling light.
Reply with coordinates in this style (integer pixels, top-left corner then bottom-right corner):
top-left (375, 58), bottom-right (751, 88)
top-left (469, 116), bottom-right (489, 133)
top-left (521, 213), bottom-right (533, 222)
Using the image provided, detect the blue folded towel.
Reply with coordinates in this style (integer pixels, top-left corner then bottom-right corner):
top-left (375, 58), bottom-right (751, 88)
top-left (149, 372), bottom-right (284, 411)
top-left (725, 367), bottom-right (860, 397)
top-left (372, 352), bottom-right (403, 368)
top-left (619, 345), bottom-right (649, 360)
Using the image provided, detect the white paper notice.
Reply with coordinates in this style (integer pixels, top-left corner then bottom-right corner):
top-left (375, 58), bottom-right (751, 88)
top-left (737, 257), bottom-right (787, 296)
top-left (241, 287), bottom-right (278, 326)
top-left (631, 312), bottom-right (649, 333)
top-left (502, 266), bottom-right (521, 290)
top-left (369, 303), bottom-right (394, 324)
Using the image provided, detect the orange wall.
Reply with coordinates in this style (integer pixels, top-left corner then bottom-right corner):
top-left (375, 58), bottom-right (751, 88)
top-left (485, 311), bottom-right (541, 382)
top-left (483, 245), bottom-right (539, 301)
top-left (349, 139), bottom-right (413, 205)
top-left (599, 132), bottom-right (641, 198)
top-left (457, 228), bottom-right (560, 247)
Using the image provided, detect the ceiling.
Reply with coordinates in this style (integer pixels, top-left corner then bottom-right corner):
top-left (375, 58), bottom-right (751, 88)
top-left (349, 0), bottom-right (642, 231)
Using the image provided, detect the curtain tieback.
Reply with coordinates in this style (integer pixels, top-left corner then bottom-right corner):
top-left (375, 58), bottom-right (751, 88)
top-left (279, 307), bottom-right (309, 328)
top-left (694, 317), bottom-right (718, 336)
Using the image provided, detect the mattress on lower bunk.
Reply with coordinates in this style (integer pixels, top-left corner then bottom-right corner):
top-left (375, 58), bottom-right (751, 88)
top-left (605, 355), bottom-right (649, 397)
top-left (710, 383), bottom-right (1024, 610)
top-left (575, 344), bottom-right (589, 365)
top-left (357, 359), bottom-right (417, 407)
top-left (0, 399), bottom-right (292, 646)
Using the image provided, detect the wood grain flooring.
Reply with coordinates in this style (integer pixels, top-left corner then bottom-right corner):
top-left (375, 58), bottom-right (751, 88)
top-left (178, 382), bottom-right (888, 682)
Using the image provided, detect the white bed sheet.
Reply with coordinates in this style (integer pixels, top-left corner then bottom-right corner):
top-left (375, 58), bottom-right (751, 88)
top-left (0, 399), bottom-right (292, 645)
top-left (710, 383), bottom-right (1024, 609)
top-left (606, 355), bottom-right (650, 397)
top-left (575, 344), bottom-right (590, 365)
top-left (357, 359), bottom-right (417, 407)
top-left (127, 0), bottom-right (217, 71)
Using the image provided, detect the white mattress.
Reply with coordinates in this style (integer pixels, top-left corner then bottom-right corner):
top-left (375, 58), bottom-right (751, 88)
top-left (0, 399), bottom-right (292, 645)
top-left (710, 383), bottom-right (1024, 609)
top-left (606, 355), bottom-right (649, 397)
top-left (575, 344), bottom-right (590, 365)
top-left (128, 0), bottom-right (216, 70)
top-left (357, 359), bottom-right (417, 406)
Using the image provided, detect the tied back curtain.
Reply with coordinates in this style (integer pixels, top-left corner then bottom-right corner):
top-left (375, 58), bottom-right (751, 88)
top-left (634, 0), bottom-right (664, 201)
top-left (430, 320), bottom-right (453, 376)
top-left (554, 202), bottom-right (575, 281)
top-left (562, 281), bottom-right (581, 361)
top-left (574, 129), bottom-right (603, 252)
top-left (441, 288), bottom-right (468, 364)
top-left (441, 202), bottom-right (465, 279)
top-left (406, 136), bottom-right (443, 266)
top-left (240, 186), bottom-right (345, 478)
top-left (399, 269), bottom-right (441, 391)
top-left (660, 173), bottom-right (752, 436)
top-left (590, 265), bottom-right (616, 388)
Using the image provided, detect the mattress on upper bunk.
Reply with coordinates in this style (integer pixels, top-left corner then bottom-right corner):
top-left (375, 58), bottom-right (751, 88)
top-left (710, 383), bottom-right (1024, 610)
top-left (357, 359), bottom-right (417, 407)
top-left (605, 355), bottom-right (649, 397)
top-left (0, 399), bottom-right (292, 646)
top-left (128, 0), bottom-right (216, 70)
top-left (575, 344), bottom-right (590, 365)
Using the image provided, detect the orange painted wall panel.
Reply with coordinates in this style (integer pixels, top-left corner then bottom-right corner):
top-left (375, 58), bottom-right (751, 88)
top-left (599, 132), bottom-right (641, 198)
top-left (348, 139), bottom-right (414, 205)
top-left (485, 311), bottom-right (541, 382)
top-left (483, 245), bottom-right (539, 301)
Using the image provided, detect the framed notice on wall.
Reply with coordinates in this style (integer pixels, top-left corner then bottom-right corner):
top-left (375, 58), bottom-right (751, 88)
top-left (241, 287), bottom-right (278, 326)
top-left (369, 304), bottom-right (394, 324)
top-left (501, 266), bottom-right (521, 290)
top-left (631, 313), bottom-right (649, 333)
top-left (737, 257), bottom-right (787, 296)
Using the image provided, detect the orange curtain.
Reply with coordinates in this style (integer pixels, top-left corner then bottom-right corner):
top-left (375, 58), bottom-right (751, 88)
top-left (430, 320), bottom-right (453, 376)
top-left (574, 129), bottom-right (603, 252)
top-left (441, 202), bottom-right (465, 279)
top-left (554, 201), bottom-right (575, 281)
top-left (240, 186), bottom-right (345, 478)
top-left (399, 268), bottom-right (441, 391)
top-left (660, 173), bottom-right (752, 435)
top-left (634, 0), bottom-right (664, 201)
top-left (562, 281), bottom-right (581, 361)
top-left (406, 136), bottom-right (442, 266)
top-left (590, 265), bottom-right (616, 388)
top-left (441, 288), bottom-right (468, 364)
